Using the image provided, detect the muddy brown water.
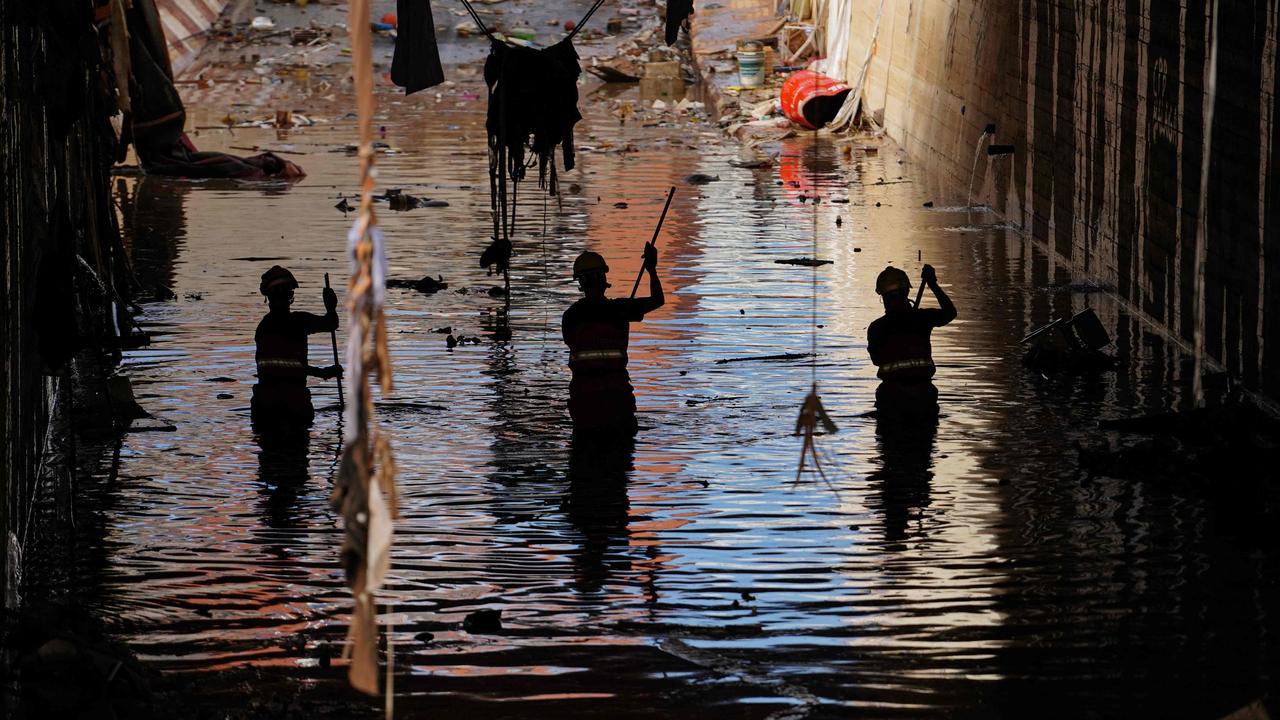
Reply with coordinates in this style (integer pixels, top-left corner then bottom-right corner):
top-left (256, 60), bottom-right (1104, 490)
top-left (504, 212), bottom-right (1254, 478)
top-left (86, 78), bottom-right (1279, 718)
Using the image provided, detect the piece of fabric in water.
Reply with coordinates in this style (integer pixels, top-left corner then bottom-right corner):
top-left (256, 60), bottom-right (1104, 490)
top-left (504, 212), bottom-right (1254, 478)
top-left (390, 0), bottom-right (444, 94)
top-left (122, 0), bottom-right (304, 178)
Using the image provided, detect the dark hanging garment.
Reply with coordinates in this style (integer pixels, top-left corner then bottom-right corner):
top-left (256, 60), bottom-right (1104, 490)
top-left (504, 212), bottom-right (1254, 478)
top-left (482, 37), bottom-right (582, 271)
top-left (126, 0), bottom-right (187, 160)
top-left (665, 0), bottom-right (693, 45)
top-left (390, 0), bottom-right (445, 94)
top-left (484, 37), bottom-right (582, 193)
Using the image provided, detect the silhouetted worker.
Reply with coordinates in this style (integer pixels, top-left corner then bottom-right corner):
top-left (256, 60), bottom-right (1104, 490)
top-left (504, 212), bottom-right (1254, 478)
top-left (252, 266), bottom-right (342, 428)
top-left (562, 244), bottom-right (664, 435)
top-left (867, 264), bottom-right (956, 417)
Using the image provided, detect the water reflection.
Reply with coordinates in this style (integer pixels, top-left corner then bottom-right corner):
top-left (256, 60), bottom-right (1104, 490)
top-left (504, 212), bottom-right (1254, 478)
top-left (565, 433), bottom-right (635, 596)
top-left (868, 415), bottom-right (937, 546)
top-left (253, 422), bottom-right (312, 530)
top-left (120, 175), bottom-right (188, 296)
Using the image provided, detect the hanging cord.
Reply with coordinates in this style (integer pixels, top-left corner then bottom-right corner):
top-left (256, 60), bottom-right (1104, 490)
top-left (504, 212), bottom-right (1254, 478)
top-left (541, 191), bottom-right (550, 343)
top-left (457, 0), bottom-right (495, 40)
top-left (565, 0), bottom-right (608, 41)
top-left (810, 126), bottom-right (818, 385)
top-left (336, 0), bottom-right (398, 703)
top-left (794, 125), bottom-right (838, 495)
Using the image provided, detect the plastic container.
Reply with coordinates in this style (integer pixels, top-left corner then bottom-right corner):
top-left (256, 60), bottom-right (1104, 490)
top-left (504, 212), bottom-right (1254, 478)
top-left (736, 42), bottom-right (765, 88)
top-left (779, 69), bottom-right (852, 129)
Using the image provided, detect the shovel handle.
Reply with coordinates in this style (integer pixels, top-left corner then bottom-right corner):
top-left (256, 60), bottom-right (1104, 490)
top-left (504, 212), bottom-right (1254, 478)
top-left (630, 186), bottom-right (676, 299)
top-left (325, 273), bottom-right (344, 409)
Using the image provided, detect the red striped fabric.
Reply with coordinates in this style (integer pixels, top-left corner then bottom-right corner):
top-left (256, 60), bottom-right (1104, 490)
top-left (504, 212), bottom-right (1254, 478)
top-left (156, 0), bottom-right (229, 76)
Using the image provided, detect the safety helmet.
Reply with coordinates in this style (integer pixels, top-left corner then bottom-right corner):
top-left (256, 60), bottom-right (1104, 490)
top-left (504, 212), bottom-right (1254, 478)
top-left (875, 266), bottom-right (911, 295)
top-left (573, 251), bottom-right (609, 279)
top-left (260, 265), bottom-right (299, 295)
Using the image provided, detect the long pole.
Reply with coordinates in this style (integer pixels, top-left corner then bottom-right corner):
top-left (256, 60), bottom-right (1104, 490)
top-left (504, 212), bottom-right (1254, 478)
top-left (913, 271), bottom-right (926, 308)
top-left (630, 186), bottom-right (676, 299)
top-left (324, 272), bottom-right (344, 409)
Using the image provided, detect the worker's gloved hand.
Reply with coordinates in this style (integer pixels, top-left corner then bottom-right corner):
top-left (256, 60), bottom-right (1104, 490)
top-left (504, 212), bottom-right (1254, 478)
top-left (643, 242), bottom-right (658, 272)
top-left (921, 264), bottom-right (937, 286)
top-left (317, 364), bottom-right (343, 380)
top-left (323, 286), bottom-right (339, 312)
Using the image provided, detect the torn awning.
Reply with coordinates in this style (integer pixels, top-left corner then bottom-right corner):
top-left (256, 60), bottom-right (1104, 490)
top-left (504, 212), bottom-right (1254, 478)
top-left (155, 0), bottom-right (228, 76)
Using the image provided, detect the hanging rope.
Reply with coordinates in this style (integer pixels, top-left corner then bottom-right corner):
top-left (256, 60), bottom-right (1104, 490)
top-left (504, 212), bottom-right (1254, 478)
top-left (565, 0), bottom-right (608, 41)
top-left (332, 0), bottom-right (399, 701)
top-left (795, 126), bottom-right (837, 487)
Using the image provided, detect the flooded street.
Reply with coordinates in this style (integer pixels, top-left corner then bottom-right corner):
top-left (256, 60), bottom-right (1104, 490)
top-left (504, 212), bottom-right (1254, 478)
top-left (92, 71), bottom-right (1280, 717)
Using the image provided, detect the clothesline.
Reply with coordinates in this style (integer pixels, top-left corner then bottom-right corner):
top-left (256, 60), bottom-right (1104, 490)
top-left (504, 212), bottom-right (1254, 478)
top-left (456, 0), bottom-right (608, 45)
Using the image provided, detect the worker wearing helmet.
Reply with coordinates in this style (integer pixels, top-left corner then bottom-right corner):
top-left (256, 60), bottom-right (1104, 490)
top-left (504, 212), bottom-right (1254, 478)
top-left (562, 243), bottom-right (664, 434)
top-left (252, 265), bottom-right (342, 427)
top-left (867, 264), bottom-right (956, 417)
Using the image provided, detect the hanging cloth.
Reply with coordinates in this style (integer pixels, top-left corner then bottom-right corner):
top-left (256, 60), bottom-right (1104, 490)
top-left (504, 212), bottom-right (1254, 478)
top-left (484, 37), bottom-right (582, 195)
top-left (469, 0), bottom-right (602, 276)
top-left (481, 37), bottom-right (582, 274)
top-left (390, 0), bottom-right (445, 94)
top-left (665, 0), bottom-right (693, 45)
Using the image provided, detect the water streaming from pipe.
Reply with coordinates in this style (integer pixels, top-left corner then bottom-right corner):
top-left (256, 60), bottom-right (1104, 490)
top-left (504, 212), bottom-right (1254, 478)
top-left (966, 128), bottom-right (992, 223)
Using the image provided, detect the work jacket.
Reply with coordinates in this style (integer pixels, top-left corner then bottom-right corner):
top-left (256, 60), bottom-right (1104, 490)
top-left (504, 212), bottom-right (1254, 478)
top-left (254, 310), bottom-right (337, 385)
top-left (561, 298), bottom-right (647, 376)
top-left (867, 308), bottom-right (949, 382)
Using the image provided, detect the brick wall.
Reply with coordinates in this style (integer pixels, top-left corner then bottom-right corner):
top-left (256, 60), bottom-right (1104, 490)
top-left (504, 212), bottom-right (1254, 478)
top-left (837, 0), bottom-right (1280, 397)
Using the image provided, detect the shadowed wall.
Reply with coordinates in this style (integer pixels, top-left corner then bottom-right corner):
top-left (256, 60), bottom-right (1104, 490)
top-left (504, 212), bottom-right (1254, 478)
top-left (840, 0), bottom-right (1280, 397)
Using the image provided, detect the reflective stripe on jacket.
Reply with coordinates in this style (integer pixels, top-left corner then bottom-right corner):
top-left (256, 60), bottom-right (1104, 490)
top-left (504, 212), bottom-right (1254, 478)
top-left (880, 358), bottom-right (935, 375)
top-left (570, 349), bottom-right (626, 364)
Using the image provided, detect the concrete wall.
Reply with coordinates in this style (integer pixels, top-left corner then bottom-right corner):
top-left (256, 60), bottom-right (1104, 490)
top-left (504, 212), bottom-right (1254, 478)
top-left (834, 0), bottom-right (1280, 397)
top-left (1, 1), bottom-right (128, 607)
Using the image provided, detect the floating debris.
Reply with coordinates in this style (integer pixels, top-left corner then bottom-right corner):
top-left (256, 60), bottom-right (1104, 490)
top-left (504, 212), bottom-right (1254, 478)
top-left (462, 609), bottom-right (503, 633)
top-left (775, 258), bottom-right (832, 267)
top-left (714, 352), bottom-right (813, 365)
top-left (686, 173), bottom-right (720, 185)
top-left (386, 275), bottom-right (449, 294)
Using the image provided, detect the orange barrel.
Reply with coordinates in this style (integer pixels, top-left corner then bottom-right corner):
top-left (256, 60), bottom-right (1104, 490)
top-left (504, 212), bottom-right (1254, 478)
top-left (780, 70), bottom-right (852, 130)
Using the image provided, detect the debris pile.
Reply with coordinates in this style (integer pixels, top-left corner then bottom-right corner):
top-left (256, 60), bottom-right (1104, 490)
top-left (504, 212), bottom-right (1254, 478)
top-left (1021, 308), bottom-right (1116, 373)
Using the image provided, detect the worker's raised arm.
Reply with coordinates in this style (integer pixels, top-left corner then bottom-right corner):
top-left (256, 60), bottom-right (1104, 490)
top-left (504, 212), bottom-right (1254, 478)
top-left (922, 264), bottom-right (956, 326)
top-left (305, 286), bottom-right (340, 333)
top-left (638, 242), bottom-right (665, 314)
